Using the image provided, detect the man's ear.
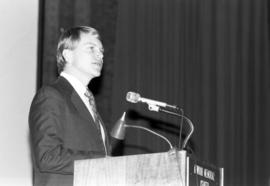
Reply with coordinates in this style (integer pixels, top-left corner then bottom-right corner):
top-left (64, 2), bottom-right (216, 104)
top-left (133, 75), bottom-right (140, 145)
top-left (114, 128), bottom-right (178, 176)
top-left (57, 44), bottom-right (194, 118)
top-left (62, 49), bottom-right (73, 65)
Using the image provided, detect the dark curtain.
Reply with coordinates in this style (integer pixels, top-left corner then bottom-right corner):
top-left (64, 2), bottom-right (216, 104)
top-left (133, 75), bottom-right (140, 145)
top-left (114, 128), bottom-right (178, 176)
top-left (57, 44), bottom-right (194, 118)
top-left (38, 0), bottom-right (270, 185)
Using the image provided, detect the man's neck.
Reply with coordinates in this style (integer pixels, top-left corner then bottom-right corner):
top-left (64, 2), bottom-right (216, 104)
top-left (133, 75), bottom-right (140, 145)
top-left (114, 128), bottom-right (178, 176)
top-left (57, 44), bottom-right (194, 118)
top-left (62, 68), bottom-right (92, 87)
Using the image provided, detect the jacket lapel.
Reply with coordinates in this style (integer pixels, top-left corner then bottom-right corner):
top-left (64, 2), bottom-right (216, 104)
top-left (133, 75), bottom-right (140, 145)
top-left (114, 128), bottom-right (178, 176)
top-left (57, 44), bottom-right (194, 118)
top-left (96, 113), bottom-right (111, 154)
top-left (70, 90), bottom-right (96, 124)
top-left (56, 76), bottom-right (96, 125)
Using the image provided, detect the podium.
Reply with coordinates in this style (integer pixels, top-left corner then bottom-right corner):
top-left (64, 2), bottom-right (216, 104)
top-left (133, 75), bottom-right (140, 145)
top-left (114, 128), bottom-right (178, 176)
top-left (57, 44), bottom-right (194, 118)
top-left (74, 150), bottom-right (223, 186)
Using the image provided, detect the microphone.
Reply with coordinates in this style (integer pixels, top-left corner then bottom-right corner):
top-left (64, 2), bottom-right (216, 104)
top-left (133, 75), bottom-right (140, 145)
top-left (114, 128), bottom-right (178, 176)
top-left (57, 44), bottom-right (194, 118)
top-left (126, 92), bottom-right (179, 110)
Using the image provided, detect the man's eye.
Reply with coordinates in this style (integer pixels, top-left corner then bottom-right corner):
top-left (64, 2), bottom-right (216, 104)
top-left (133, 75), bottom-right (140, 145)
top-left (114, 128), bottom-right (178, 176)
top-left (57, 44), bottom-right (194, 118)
top-left (86, 46), bottom-right (103, 54)
top-left (85, 46), bottom-right (95, 53)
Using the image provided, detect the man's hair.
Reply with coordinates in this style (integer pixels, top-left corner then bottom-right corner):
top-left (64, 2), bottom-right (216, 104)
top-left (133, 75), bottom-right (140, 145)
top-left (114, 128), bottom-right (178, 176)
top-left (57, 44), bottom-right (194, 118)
top-left (56, 26), bottom-right (100, 73)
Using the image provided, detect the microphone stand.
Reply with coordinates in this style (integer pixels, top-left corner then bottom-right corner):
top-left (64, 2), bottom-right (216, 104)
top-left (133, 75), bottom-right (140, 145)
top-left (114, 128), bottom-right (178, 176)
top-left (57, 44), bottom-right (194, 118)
top-left (148, 104), bottom-right (194, 150)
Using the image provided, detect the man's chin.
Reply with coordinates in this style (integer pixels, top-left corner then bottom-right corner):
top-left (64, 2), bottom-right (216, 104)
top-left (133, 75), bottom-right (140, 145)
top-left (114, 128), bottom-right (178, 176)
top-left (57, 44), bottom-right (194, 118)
top-left (91, 71), bottom-right (101, 78)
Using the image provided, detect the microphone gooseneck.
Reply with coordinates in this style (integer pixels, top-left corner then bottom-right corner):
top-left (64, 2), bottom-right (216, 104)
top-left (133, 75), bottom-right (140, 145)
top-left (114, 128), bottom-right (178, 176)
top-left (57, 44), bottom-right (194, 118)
top-left (125, 125), bottom-right (174, 149)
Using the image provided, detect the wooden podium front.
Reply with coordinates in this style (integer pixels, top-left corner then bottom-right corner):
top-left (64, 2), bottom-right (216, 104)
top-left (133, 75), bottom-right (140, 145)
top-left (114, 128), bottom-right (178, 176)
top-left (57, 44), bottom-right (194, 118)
top-left (74, 150), bottom-right (187, 186)
top-left (74, 150), bottom-right (223, 186)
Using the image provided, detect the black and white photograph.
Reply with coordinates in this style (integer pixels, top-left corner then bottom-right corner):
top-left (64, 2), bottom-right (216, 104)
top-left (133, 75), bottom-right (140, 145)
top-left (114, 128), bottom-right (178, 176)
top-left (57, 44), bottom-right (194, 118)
top-left (0, 0), bottom-right (269, 186)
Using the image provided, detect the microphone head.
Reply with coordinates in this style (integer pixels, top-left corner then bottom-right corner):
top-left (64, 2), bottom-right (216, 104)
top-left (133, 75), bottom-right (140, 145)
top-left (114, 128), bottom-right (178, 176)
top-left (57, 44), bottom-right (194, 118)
top-left (126, 92), bottom-right (141, 103)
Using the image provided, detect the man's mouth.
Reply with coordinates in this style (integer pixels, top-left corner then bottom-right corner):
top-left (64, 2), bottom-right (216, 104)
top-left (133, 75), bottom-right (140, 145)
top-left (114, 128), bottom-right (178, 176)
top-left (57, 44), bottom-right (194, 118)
top-left (92, 61), bottom-right (103, 68)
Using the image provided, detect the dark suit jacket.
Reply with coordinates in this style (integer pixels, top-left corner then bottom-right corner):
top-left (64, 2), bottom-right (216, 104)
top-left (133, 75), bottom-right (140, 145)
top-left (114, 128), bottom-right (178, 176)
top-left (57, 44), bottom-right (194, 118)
top-left (29, 76), bottom-right (111, 186)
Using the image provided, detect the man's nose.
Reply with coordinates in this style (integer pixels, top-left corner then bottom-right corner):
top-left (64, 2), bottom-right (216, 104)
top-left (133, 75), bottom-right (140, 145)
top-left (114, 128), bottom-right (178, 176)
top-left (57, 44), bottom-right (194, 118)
top-left (96, 51), bottom-right (104, 60)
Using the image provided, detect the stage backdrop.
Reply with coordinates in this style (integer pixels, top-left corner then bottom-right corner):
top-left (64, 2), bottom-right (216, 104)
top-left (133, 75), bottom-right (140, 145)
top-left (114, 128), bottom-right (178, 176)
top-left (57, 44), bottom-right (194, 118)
top-left (38, 0), bottom-right (270, 185)
top-left (0, 0), bottom-right (38, 186)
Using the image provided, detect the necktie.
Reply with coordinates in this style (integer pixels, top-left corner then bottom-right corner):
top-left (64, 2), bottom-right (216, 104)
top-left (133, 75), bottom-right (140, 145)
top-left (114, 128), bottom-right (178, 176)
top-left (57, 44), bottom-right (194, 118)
top-left (84, 89), bottom-right (100, 129)
top-left (84, 89), bottom-right (108, 155)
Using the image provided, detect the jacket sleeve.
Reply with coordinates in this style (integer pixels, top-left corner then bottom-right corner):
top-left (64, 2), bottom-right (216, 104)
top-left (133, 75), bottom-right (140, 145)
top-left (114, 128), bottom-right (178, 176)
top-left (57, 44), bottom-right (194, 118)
top-left (29, 87), bottom-right (104, 175)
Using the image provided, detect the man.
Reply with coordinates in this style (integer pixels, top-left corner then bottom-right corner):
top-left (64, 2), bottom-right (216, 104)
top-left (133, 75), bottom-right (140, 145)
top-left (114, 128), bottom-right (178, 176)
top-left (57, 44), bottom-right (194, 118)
top-left (29, 26), bottom-right (111, 186)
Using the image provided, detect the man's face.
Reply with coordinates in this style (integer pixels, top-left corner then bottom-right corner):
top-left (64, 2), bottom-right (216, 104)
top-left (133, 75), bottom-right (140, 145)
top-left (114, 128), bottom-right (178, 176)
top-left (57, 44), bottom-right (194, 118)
top-left (69, 32), bottom-right (104, 79)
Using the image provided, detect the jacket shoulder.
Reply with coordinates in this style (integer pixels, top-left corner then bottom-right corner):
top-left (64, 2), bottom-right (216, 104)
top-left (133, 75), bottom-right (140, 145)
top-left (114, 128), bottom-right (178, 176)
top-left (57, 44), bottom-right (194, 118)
top-left (34, 77), bottom-right (72, 100)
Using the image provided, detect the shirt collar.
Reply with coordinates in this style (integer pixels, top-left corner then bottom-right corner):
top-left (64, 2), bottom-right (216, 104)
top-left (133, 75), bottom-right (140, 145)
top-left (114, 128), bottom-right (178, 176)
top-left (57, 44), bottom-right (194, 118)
top-left (60, 72), bottom-right (88, 97)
